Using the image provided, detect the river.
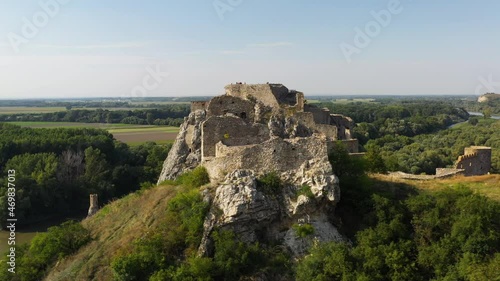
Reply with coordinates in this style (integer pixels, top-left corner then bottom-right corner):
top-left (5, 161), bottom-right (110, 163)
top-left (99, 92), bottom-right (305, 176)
top-left (448, 111), bottom-right (500, 128)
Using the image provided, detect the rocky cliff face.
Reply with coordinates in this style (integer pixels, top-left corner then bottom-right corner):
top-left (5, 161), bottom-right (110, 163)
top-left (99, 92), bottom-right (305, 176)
top-left (198, 169), bottom-right (343, 257)
top-left (157, 110), bottom-right (205, 182)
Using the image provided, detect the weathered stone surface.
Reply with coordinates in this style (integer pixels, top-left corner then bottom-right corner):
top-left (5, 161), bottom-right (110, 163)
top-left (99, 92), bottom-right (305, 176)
top-left (157, 110), bottom-right (206, 183)
top-left (284, 214), bottom-right (344, 256)
top-left (212, 170), bottom-right (280, 242)
top-left (198, 168), bottom-right (342, 257)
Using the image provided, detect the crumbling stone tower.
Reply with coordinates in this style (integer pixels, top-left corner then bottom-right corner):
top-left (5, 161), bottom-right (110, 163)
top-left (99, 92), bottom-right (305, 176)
top-left (455, 146), bottom-right (492, 176)
top-left (87, 194), bottom-right (99, 217)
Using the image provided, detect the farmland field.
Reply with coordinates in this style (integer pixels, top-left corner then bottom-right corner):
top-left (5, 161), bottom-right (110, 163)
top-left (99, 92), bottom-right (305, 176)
top-left (0, 106), bottom-right (67, 114)
top-left (0, 106), bottom-right (150, 114)
top-left (6, 121), bottom-right (179, 146)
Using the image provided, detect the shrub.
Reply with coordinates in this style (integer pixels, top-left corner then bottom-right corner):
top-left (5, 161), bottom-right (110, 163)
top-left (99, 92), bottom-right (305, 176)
top-left (293, 224), bottom-right (315, 238)
top-left (256, 172), bottom-right (283, 196)
top-left (174, 166), bottom-right (210, 188)
top-left (297, 185), bottom-right (314, 199)
top-left (0, 221), bottom-right (90, 281)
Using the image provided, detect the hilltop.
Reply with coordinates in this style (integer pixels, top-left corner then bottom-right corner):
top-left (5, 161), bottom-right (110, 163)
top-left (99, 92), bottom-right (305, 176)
top-left (478, 93), bottom-right (500, 103)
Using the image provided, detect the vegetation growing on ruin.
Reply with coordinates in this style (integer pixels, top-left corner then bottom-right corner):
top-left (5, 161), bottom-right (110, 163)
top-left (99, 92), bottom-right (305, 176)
top-left (293, 224), bottom-right (315, 238)
top-left (256, 171), bottom-right (284, 196)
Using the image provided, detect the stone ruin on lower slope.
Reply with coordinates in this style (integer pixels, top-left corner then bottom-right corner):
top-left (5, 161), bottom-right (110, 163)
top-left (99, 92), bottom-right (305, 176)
top-left (392, 146), bottom-right (492, 180)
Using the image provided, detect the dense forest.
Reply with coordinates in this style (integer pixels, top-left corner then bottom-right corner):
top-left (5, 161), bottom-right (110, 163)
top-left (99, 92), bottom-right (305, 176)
top-left (0, 123), bottom-right (170, 228)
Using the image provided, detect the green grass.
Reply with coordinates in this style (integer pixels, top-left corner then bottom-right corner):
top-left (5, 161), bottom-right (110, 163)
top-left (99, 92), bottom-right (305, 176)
top-left (0, 106), bottom-right (153, 114)
top-left (127, 140), bottom-right (175, 147)
top-left (374, 174), bottom-right (500, 202)
top-left (107, 126), bottom-right (179, 133)
top-left (7, 121), bottom-right (155, 128)
top-left (0, 106), bottom-right (67, 114)
top-left (5, 121), bottom-right (180, 146)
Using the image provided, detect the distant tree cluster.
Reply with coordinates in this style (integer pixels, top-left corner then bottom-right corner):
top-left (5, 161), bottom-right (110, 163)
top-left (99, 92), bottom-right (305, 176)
top-left (0, 123), bottom-right (171, 228)
top-left (319, 101), bottom-right (469, 144)
top-left (368, 119), bottom-right (500, 174)
top-left (0, 106), bottom-right (189, 127)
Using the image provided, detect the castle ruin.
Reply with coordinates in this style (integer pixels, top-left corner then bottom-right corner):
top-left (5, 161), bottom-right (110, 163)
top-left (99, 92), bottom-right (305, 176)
top-left (453, 146), bottom-right (492, 176)
top-left (159, 83), bottom-right (358, 183)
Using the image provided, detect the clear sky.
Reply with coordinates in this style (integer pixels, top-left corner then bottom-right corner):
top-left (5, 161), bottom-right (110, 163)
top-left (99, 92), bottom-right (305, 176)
top-left (1, 0), bottom-right (500, 98)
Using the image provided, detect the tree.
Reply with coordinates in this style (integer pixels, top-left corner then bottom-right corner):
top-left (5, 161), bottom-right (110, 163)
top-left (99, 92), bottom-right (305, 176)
top-left (468, 117), bottom-right (479, 126)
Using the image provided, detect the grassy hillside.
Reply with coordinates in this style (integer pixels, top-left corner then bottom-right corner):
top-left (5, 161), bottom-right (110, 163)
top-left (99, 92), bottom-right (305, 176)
top-left (43, 184), bottom-right (179, 281)
top-left (38, 172), bottom-right (499, 280)
top-left (373, 174), bottom-right (500, 202)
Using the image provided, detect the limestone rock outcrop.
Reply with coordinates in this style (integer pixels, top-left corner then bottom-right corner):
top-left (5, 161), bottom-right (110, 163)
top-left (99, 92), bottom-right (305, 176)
top-left (157, 110), bottom-right (205, 182)
top-left (198, 169), bottom-right (343, 257)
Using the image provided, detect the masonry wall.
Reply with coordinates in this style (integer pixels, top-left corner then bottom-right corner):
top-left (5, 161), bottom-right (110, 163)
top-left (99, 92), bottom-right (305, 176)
top-left (304, 104), bottom-right (330, 124)
top-left (455, 147), bottom-right (492, 176)
top-left (207, 96), bottom-right (256, 121)
top-left (330, 114), bottom-right (354, 140)
top-left (204, 137), bottom-right (329, 181)
top-left (225, 84), bottom-right (281, 108)
top-left (201, 116), bottom-right (269, 157)
top-left (191, 101), bottom-right (208, 112)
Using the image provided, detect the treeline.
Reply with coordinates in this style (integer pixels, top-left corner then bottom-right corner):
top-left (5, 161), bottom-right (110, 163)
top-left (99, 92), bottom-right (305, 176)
top-left (0, 123), bottom-right (170, 228)
top-left (319, 101), bottom-right (469, 144)
top-left (0, 97), bottom-right (211, 108)
top-left (0, 106), bottom-right (190, 126)
top-left (297, 146), bottom-right (500, 280)
top-left (365, 119), bottom-right (500, 174)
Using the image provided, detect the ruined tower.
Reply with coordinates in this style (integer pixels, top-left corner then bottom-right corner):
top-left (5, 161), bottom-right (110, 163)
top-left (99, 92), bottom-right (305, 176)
top-left (87, 194), bottom-right (99, 217)
top-left (455, 146), bottom-right (492, 176)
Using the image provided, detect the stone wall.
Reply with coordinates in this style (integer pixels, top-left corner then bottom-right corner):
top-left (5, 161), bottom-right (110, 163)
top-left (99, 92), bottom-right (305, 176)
top-left (304, 104), bottom-right (330, 124)
top-left (203, 136), bottom-right (331, 182)
top-left (455, 146), bottom-right (492, 176)
top-left (435, 168), bottom-right (465, 177)
top-left (225, 84), bottom-right (282, 108)
top-left (191, 101), bottom-right (208, 112)
top-left (201, 116), bottom-right (269, 157)
top-left (206, 95), bottom-right (256, 122)
top-left (327, 139), bottom-right (359, 154)
top-left (330, 114), bottom-right (354, 139)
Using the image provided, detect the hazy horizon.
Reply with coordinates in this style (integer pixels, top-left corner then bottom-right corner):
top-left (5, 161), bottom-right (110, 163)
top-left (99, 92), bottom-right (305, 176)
top-left (1, 0), bottom-right (500, 99)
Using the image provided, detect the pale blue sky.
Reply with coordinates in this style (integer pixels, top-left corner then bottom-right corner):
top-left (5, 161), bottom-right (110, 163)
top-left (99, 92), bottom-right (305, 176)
top-left (1, 0), bottom-right (499, 98)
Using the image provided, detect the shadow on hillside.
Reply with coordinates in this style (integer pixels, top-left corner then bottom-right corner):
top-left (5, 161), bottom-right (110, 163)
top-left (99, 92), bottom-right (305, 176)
top-left (335, 175), bottom-right (418, 239)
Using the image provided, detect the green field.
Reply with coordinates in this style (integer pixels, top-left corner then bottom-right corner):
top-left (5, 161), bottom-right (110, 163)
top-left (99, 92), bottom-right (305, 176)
top-left (0, 106), bottom-right (155, 115)
top-left (7, 122), bottom-right (179, 146)
top-left (0, 106), bottom-right (67, 114)
top-left (306, 98), bottom-right (376, 104)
